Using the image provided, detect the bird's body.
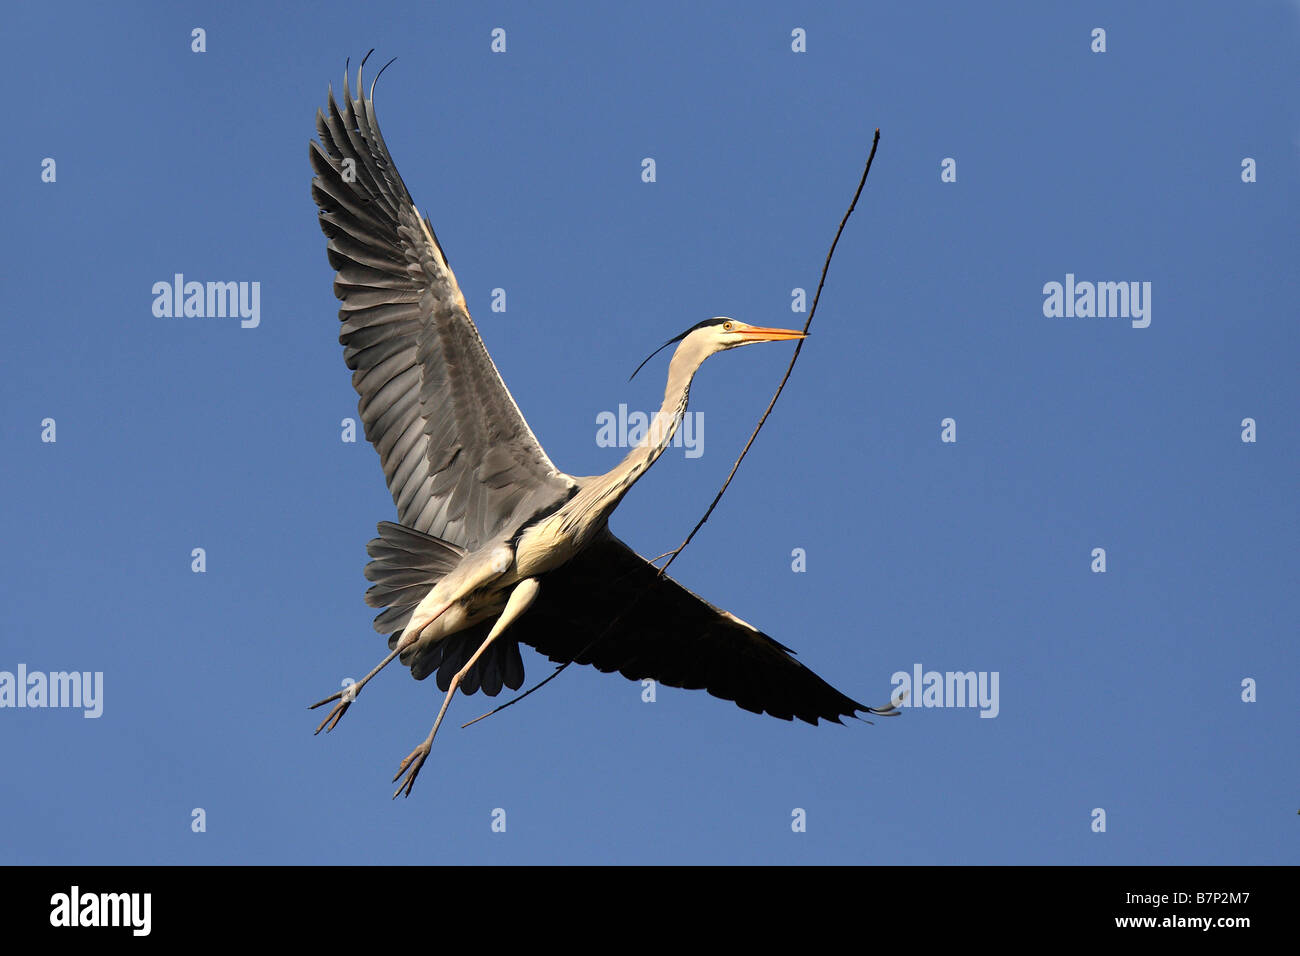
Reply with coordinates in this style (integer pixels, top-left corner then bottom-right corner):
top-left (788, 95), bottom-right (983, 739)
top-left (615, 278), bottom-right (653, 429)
top-left (309, 55), bottom-right (894, 797)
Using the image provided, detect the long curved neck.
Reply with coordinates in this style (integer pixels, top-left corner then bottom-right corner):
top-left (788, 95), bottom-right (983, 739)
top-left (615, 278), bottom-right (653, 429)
top-left (610, 350), bottom-right (696, 489)
top-left (561, 339), bottom-right (707, 536)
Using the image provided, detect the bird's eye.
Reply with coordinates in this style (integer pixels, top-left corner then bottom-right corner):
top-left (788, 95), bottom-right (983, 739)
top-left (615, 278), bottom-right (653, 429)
top-left (723, 321), bottom-right (734, 332)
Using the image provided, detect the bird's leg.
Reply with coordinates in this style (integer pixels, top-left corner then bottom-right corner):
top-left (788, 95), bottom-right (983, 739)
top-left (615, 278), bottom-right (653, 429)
top-left (392, 577), bottom-right (541, 799)
top-left (309, 643), bottom-right (405, 734)
top-left (308, 604), bottom-right (450, 734)
top-left (310, 546), bottom-right (515, 734)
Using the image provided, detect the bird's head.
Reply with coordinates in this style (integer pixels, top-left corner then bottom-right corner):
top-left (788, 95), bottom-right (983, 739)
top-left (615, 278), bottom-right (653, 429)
top-left (630, 317), bottom-right (807, 380)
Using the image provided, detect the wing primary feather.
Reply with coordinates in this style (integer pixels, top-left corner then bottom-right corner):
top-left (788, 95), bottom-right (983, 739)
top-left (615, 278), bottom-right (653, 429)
top-left (312, 58), bottom-right (576, 553)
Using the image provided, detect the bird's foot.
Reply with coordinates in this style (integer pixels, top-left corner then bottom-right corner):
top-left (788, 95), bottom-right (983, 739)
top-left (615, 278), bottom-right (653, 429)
top-left (308, 683), bottom-right (359, 734)
top-left (392, 741), bottom-right (432, 799)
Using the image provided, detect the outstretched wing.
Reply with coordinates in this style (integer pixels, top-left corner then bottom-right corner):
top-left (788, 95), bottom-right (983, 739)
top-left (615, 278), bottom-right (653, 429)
top-left (310, 58), bottom-right (575, 552)
top-left (510, 531), bottom-right (896, 725)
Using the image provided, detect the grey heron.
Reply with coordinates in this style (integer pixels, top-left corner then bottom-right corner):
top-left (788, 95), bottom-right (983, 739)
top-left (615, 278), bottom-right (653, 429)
top-left (309, 57), bottom-right (895, 798)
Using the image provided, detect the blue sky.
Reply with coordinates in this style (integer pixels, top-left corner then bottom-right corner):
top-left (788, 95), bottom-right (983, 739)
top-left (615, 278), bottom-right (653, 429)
top-left (3, 1), bottom-right (1296, 864)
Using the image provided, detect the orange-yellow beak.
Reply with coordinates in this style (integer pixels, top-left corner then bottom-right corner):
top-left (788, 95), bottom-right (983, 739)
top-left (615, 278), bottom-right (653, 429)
top-left (734, 325), bottom-right (808, 342)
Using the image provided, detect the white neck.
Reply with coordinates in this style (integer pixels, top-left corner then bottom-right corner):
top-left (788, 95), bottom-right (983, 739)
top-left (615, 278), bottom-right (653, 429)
top-left (558, 335), bottom-right (710, 538)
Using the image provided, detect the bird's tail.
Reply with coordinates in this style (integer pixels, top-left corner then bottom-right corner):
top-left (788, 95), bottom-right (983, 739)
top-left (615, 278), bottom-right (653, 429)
top-left (363, 521), bottom-right (524, 697)
top-left (363, 521), bottom-right (465, 633)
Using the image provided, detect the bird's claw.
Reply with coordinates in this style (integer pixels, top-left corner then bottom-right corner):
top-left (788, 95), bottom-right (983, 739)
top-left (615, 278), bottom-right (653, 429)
top-left (392, 743), bottom-right (431, 799)
top-left (309, 685), bottom-right (358, 735)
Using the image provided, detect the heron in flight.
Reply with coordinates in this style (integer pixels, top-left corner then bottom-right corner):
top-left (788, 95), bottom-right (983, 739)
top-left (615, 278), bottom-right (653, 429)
top-left (309, 56), bottom-right (895, 798)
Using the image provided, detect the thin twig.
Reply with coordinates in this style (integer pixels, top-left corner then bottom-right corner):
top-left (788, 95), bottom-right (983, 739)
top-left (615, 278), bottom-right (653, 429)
top-left (462, 131), bottom-right (881, 730)
top-left (655, 129), bottom-right (880, 579)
